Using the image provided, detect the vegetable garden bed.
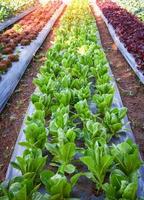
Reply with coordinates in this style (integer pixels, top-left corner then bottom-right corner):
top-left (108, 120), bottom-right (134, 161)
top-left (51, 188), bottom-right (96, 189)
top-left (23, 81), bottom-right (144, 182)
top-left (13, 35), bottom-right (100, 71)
top-left (0, 0), bottom-right (35, 22)
top-left (92, 1), bottom-right (144, 161)
top-left (96, 0), bottom-right (144, 84)
top-left (0, 2), bottom-right (65, 112)
top-left (1, 0), bottom-right (144, 199)
top-left (0, 1), bottom-right (61, 73)
top-left (0, 7), bottom-right (36, 32)
top-left (0, 12), bottom-right (63, 181)
top-left (114, 0), bottom-right (144, 21)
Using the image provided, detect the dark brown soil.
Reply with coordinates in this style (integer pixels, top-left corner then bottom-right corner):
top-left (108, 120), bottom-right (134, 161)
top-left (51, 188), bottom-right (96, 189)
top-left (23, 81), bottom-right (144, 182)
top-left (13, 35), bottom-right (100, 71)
top-left (93, 10), bottom-right (144, 158)
top-left (0, 12), bottom-right (64, 181)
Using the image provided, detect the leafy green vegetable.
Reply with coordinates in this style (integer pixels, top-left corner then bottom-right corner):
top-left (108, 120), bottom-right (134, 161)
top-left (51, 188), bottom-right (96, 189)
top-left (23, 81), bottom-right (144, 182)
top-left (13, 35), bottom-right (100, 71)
top-left (23, 110), bottom-right (47, 149)
top-left (49, 106), bottom-right (69, 134)
top-left (40, 170), bottom-right (81, 199)
top-left (80, 141), bottom-right (113, 190)
top-left (31, 93), bottom-right (52, 115)
top-left (34, 75), bottom-right (56, 95)
top-left (93, 94), bottom-right (113, 114)
top-left (74, 100), bottom-right (92, 121)
top-left (111, 139), bottom-right (142, 175)
top-left (103, 169), bottom-right (138, 200)
top-left (75, 84), bottom-right (91, 100)
top-left (54, 89), bottom-right (72, 106)
top-left (0, 173), bottom-right (39, 200)
top-left (11, 148), bottom-right (47, 179)
top-left (90, 65), bottom-right (108, 78)
top-left (45, 141), bottom-right (76, 174)
top-left (103, 107), bottom-right (127, 136)
top-left (96, 83), bottom-right (114, 95)
top-left (96, 74), bottom-right (111, 85)
top-left (84, 120), bottom-right (107, 146)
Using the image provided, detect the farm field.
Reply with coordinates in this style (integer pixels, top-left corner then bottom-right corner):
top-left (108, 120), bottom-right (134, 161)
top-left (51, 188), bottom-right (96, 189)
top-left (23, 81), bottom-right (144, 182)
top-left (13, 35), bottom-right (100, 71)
top-left (0, 0), bottom-right (144, 199)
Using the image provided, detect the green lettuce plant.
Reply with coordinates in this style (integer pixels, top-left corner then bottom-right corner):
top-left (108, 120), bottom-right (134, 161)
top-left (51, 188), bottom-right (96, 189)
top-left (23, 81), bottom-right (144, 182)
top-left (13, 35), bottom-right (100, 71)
top-left (74, 99), bottom-right (92, 121)
top-left (93, 94), bottom-right (114, 114)
top-left (21, 110), bottom-right (47, 149)
top-left (111, 139), bottom-right (142, 175)
top-left (45, 140), bottom-right (76, 174)
top-left (11, 148), bottom-right (47, 180)
top-left (96, 83), bottom-right (115, 95)
top-left (80, 141), bottom-right (113, 190)
top-left (49, 106), bottom-right (69, 134)
top-left (54, 89), bottom-right (72, 106)
top-left (84, 120), bottom-right (107, 146)
top-left (103, 107), bottom-right (127, 136)
top-left (0, 173), bottom-right (39, 200)
top-left (103, 169), bottom-right (138, 200)
top-left (40, 170), bottom-right (82, 200)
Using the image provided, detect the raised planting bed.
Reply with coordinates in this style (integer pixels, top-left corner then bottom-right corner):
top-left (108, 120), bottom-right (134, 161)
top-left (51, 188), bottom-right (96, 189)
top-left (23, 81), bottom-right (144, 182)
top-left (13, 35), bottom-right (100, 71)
top-left (0, 1), bottom-right (65, 112)
top-left (0, 0), bottom-right (35, 23)
top-left (0, 6), bottom-right (36, 32)
top-left (0, 1), bottom-right (61, 73)
top-left (91, 0), bottom-right (144, 161)
top-left (96, 0), bottom-right (144, 84)
top-left (114, 0), bottom-right (144, 21)
top-left (1, 0), bottom-right (144, 199)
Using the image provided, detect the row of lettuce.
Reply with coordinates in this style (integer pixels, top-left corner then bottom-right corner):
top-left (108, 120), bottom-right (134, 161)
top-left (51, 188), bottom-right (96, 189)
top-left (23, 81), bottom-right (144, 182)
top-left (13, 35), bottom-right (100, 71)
top-left (0, 1), bottom-right (61, 73)
top-left (0, 0), bottom-right (143, 199)
top-left (97, 0), bottom-right (144, 71)
top-left (0, 0), bottom-right (35, 22)
top-left (115, 0), bottom-right (144, 21)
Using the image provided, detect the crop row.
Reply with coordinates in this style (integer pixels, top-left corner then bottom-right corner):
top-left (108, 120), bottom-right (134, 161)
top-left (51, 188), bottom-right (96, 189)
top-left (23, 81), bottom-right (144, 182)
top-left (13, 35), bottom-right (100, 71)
top-left (0, 0), bottom-right (35, 22)
top-left (0, 0), bottom-right (142, 199)
top-left (0, 1), bottom-right (61, 73)
top-left (97, 0), bottom-right (144, 71)
top-left (115, 0), bottom-right (144, 21)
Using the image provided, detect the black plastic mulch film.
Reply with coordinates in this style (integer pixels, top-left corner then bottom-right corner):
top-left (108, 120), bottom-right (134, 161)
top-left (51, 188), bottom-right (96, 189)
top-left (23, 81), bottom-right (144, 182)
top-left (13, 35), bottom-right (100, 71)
top-left (0, 4), bottom-right (65, 113)
top-left (5, 1), bottom-right (144, 200)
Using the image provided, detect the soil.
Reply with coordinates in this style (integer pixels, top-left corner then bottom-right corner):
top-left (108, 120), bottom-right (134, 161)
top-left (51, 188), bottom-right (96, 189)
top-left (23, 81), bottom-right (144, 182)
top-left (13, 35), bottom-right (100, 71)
top-left (93, 9), bottom-right (144, 158)
top-left (0, 10), bottom-right (64, 181)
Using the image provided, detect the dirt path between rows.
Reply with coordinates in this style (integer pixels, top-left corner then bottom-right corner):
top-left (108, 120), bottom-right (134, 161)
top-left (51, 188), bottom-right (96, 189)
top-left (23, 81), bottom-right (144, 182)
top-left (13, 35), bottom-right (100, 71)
top-left (0, 10), bottom-right (65, 181)
top-left (93, 10), bottom-right (144, 158)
